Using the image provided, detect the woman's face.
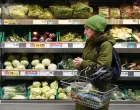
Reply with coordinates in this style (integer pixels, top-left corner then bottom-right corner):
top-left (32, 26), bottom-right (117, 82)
top-left (84, 26), bottom-right (96, 40)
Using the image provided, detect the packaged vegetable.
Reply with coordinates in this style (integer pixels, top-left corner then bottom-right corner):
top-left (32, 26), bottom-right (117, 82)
top-left (110, 8), bottom-right (120, 18)
top-left (71, 2), bottom-right (93, 19)
top-left (50, 6), bottom-right (73, 19)
top-left (99, 6), bottom-right (110, 18)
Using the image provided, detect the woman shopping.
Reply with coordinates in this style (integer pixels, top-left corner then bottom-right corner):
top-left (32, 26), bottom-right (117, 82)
top-left (73, 15), bottom-right (116, 110)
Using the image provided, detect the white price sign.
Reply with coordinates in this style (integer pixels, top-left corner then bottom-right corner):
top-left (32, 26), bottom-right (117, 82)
top-left (137, 43), bottom-right (140, 48)
top-left (40, 71), bottom-right (54, 76)
top-left (73, 43), bottom-right (85, 48)
top-left (134, 72), bottom-right (140, 77)
top-left (63, 71), bottom-right (77, 76)
top-left (123, 19), bottom-right (139, 24)
top-left (33, 20), bottom-right (48, 24)
top-left (5, 43), bottom-right (19, 48)
top-left (58, 20), bottom-right (73, 24)
top-left (121, 72), bottom-right (128, 76)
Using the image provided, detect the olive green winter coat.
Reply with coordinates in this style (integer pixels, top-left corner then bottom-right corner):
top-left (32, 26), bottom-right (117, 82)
top-left (75, 33), bottom-right (116, 110)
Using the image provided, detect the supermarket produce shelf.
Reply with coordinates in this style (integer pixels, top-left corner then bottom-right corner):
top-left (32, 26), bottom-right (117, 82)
top-left (0, 100), bottom-right (140, 110)
top-left (1, 42), bottom-right (140, 53)
top-left (2, 19), bottom-right (140, 25)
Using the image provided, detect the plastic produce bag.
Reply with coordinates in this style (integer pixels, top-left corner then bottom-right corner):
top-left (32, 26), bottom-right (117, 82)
top-left (71, 2), bottom-right (93, 19)
top-left (50, 6), bottom-right (73, 19)
top-left (110, 8), bottom-right (120, 19)
top-left (39, 8), bottom-right (54, 19)
top-left (28, 5), bottom-right (44, 18)
top-left (99, 6), bottom-right (110, 18)
top-left (133, 1), bottom-right (140, 19)
top-left (2, 4), bottom-right (28, 19)
top-left (120, 4), bottom-right (133, 19)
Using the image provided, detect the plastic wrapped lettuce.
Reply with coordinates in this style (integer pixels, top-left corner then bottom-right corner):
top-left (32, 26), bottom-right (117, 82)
top-left (72, 2), bottom-right (93, 19)
top-left (99, 6), bottom-right (110, 18)
top-left (50, 6), bottom-right (73, 19)
top-left (110, 8), bottom-right (120, 19)
top-left (28, 5), bottom-right (44, 18)
top-left (2, 4), bottom-right (28, 19)
top-left (39, 8), bottom-right (54, 19)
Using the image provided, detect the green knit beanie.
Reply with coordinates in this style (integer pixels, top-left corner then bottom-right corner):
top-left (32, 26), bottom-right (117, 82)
top-left (85, 15), bottom-right (107, 32)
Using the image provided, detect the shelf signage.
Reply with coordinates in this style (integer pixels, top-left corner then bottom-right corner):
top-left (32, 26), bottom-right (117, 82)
top-left (2, 70), bottom-right (20, 76)
top-left (4, 43), bottom-right (19, 48)
top-left (20, 70), bottom-right (39, 76)
top-left (33, 20), bottom-right (48, 24)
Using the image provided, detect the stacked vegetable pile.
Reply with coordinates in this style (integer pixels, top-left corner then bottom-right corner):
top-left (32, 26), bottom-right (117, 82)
top-left (122, 59), bottom-right (140, 70)
top-left (60, 32), bottom-right (84, 42)
top-left (1, 2), bottom-right (93, 19)
top-left (110, 26), bottom-right (132, 41)
top-left (6, 32), bottom-right (28, 42)
top-left (99, 1), bottom-right (140, 19)
top-left (31, 54), bottom-right (57, 70)
top-left (2, 84), bottom-right (27, 99)
top-left (111, 90), bottom-right (127, 100)
top-left (29, 81), bottom-right (69, 100)
top-left (4, 54), bottom-right (29, 70)
top-left (32, 31), bottom-right (56, 42)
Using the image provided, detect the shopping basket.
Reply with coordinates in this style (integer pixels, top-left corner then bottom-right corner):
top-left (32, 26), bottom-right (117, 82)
top-left (60, 66), bottom-right (118, 109)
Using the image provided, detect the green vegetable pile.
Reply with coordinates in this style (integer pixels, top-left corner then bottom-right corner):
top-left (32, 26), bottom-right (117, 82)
top-left (60, 32), bottom-right (84, 42)
top-left (50, 6), bottom-right (73, 19)
top-left (127, 89), bottom-right (140, 100)
top-left (71, 2), bottom-right (93, 19)
top-left (2, 5), bottom-right (28, 19)
top-left (6, 32), bottom-right (28, 42)
top-left (111, 90), bottom-right (126, 100)
top-left (2, 84), bottom-right (27, 99)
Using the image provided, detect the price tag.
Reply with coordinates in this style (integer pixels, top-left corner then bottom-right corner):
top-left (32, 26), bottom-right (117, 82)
top-left (0, 20), bottom-right (2, 25)
top-left (58, 20), bottom-right (73, 24)
top-left (63, 71), bottom-right (77, 76)
top-left (48, 22), bottom-right (54, 24)
top-left (40, 71), bottom-right (54, 76)
top-left (73, 22), bottom-right (79, 24)
top-left (49, 43), bottom-right (63, 48)
top-left (34, 43), bottom-right (45, 48)
top-left (123, 19), bottom-right (139, 24)
top-left (73, 43), bottom-right (84, 48)
top-left (5, 43), bottom-right (19, 48)
top-left (33, 20), bottom-right (48, 24)
top-left (20, 70), bottom-right (39, 76)
top-left (134, 72), bottom-right (140, 77)
top-left (121, 72), bottom-right (128, 77)
top-left (4, 20), bottom-right (18, 24)
top-left (127, 43), bottom-right (136, 48)
top-left (2, 70), bottom-right (20, 76)
top-left (137, 43), bottom-right (140, 48)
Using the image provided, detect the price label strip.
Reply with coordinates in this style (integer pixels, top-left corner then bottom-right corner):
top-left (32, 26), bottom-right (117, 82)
top-left (58, 20), bottom-right (73, 24)
top-left (20, 70), bottom-right (39, 76)
top-left (34, 42), bottom-right (45, 48)
top-left (127, 43), bottom-right (137, 48)
top-left (4, 20), bottom-right (18, 25)
top-left (33, 20), bottom-right (48, 24)
top-left (2, 70), bottom-right (20, 76)
top-left (121, 72), bottom-right (128, 77)
top-left (63, 71), bottom-right (77, 76)
top-left (5, 43), bottom-right (19, 48)
top-left (134, 72), bottom-right (140, 77)
top-left (40, 70), bottom-right (54, 76)
top-left (49, 43), bottom-right (63, 48)
top-left (73, 43), bottom-right (85, 48)
top-left (123, 19), bottom-right (139, 24)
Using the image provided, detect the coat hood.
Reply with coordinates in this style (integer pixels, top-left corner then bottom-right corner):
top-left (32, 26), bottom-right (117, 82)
top-left (87, 32), bottom-right (116, 46)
